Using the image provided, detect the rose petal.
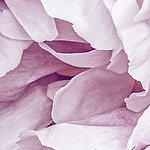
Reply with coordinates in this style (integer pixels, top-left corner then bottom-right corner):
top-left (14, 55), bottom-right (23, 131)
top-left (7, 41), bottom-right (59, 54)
top-left (47, 80), bottom-right (69, 100)
top-left (0, 76), bottom-right (54, 150)
top-left (71, 107), bottom-right (142, 126)
top-left (0, 42), bottom-right (73, 101)
top-left (40, 0), bottom-right (122, 50)
top-left (0, 33), bottom-right (32, 77)
top-left (0, 9), bottom-right (31, 40)
top-left (4, 0), bottom-right (58, 41)
top-left (125, 91), bottom-right (150, 112)
top-left (127, 106), bottom-right (150, 150)
top-left (18, 123), bottom-right (133, 150)
top-left (103, 0), bottom-right (117, 13)
top-left (39, 42), bottom-right (112, 68)
top-left (112, 0), bottom-right (150, 91)
top-left (107, 49), bottom-right (129, 74)
top-left (55, 18), bottom-right (85, 42)
top-left (134, 0), bottom-right (150, 22)
top-left (52, 68), bottom-right (134, 123)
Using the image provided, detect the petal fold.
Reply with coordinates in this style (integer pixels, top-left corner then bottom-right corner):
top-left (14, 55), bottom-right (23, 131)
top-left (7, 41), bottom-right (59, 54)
top-left (4, 0), bottom-right (58, 41)
top-left (40, 0), bottom-right (122, 49)
top-left (52, 68), bottom-right (134, 123)
top-left (18, 123), bottom-right (133, 150)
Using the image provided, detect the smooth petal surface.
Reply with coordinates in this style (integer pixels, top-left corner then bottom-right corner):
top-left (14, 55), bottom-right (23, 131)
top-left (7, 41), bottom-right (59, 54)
top-left (39, 42), bottom-right (112, 68)
top-left (55, 19), bottom-right (85, 42)
top-left (112, 0), bottom-right (150, 90)
top-left (0, 34), bottom-right (31, 77)
top-left (47, 80), bottom-right (69, 100)
top-left (107, 50), bottom-right (129, 74)
top-left (134, 0), bottom-right (150, 22)
top-left (125, 91), bottom-right (150, 112)
top-left (0, 9), bottom-right (31, 40)
top-left (18, 123), bottom-right (133, 150)
top-left (71, 107), bottom-right (142, 126)
top-left (4, 0), bottom-right (58, 41)
top-left (52, 68), bottom-right (134, 123)
top-left (40, 0), bottom-right (122, 50)
top-left (0, 80), bottom-right (53, 150)
top-left (127, 106), bottom-right (150, 150)
top-left (0, 42), bottom-right (73, 101)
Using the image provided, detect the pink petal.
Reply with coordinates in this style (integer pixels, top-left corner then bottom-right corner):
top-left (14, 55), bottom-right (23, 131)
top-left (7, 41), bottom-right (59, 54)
top-left (4, 0), bottom-right (58, 41)
top-left (134, 0), bottom-right (150, 22)
top-left (18, 123), bottom-right (133, 150)
top-left (125, 91), bottom-right (150, 112)
top-left (0, 79), bottom-right (53, 149)
top-left (55, 19), bottom-right (86, 42)
top-left (112, 0), bottom-right (150, 91)
top-left (47, 80), bottom-right (69, 100)
top-left (40, 0), bottom-right (122, 50)
top-left (107, 49), bottom-right (129, 74)
top-left (0, 9), bottom-right (31, 40)
top-left (0, 0), bottom-right (7, 11)
top-left (0, 42), bottom-right (73, 101)
top-left (0, 33), bottom-right (32, 77)
top-left (39, 42), bottom-right (112, 68)
top-left (52, 68), bottom-right (134, 123)
top-left (127, 106), bottom-right (150, 150)
top-left (71, 107), bottom-right (142, 126)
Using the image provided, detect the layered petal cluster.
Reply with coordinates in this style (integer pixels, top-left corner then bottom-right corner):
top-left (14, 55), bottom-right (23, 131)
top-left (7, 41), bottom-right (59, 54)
top-left (0, 0), bottom-right (150, 150)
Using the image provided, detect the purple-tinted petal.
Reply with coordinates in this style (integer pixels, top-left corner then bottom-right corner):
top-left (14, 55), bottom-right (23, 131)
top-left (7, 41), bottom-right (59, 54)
top-left (125, 91), bottom-right (150, 112)
top-left (107, 49), bottom-right (129, 74)
top-left (71, 107), bottom-right (142, 126)
top-left (0, 78), bottom-right (53, 150)
top-left (127, 106), bottom-right (150, 150)
top-left (0, 42), bottom-right (73, 101)
top-left (112, 0), bottom-right (150, 91)
top-left (47, 80), bottom-right (69, 100)
top-left (40, 0), bottom-right (122, 50)
top-left (55, 19), bottom-right (85, 42)
top-left (39, 42), bottom-right (112, 68)
top-left (18, 123), bottom-right (133, 150)
top-left (134, 0), bottom-right (150, 22)
top-left (52, 68), bottom-right (134, 123)
top-left (0, 9), bottom-right (31, 40)
top-left (0, 33), bottom-right (32, 77)
top-left (4, 0), bottom-right (58, 41)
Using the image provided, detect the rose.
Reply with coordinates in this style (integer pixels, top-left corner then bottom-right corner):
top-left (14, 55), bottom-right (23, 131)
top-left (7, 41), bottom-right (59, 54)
top-left (0, 0), bottom-right (150, 149)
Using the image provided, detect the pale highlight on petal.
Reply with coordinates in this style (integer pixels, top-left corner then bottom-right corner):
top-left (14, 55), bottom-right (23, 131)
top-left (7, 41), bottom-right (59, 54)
top-left (55, 19), bottom-right (85, 42)
top-left (18, 123), bottom-right (133, 150)
top-left (0, 9), bottom-right (31, 40)
top-left (39, 42), bottom-right (112, 68)
top-left (127, 106), bottom-right (150, 150)
top-left (52, 68), bottom-right (134, 123)
top-left (0, 34), bottom-right (32, 78)
top-left (4, 0), bottom-right (58, 41)
top-left (40, 0), bottom-right (122, 50)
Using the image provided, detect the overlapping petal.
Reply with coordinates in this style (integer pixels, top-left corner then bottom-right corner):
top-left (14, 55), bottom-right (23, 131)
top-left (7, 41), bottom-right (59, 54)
top-left (39, 42), bottom-right (112, 68)
top-left (18, 123), bottom-right (133, 150)
top-left (71, 107), bottom-right (142, 126)
top-left (112, 0), bottom-right (150, 91)
top-left (127, 106), bottom-right (150, 150)
top-left (52, 68), bottom-right (134, 123)
top-left (4, 0), bottom-right (58, 41)
top-left (107, 50), bottom-right (129, 74)
top-left (40, 0), bottom-right (122, 50)
top-left (55, 19), bottom-right (85, 42)
top-left (0, 9), bottom-right (31, 40)
top-left (134, 0), bottom-right (150, 22)
top-left (0, 79), bottom-right (53, 150)
top-left (0, 42), bottom-right (73, 101)
top-left (0, 34), bottom-right (32, 78)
